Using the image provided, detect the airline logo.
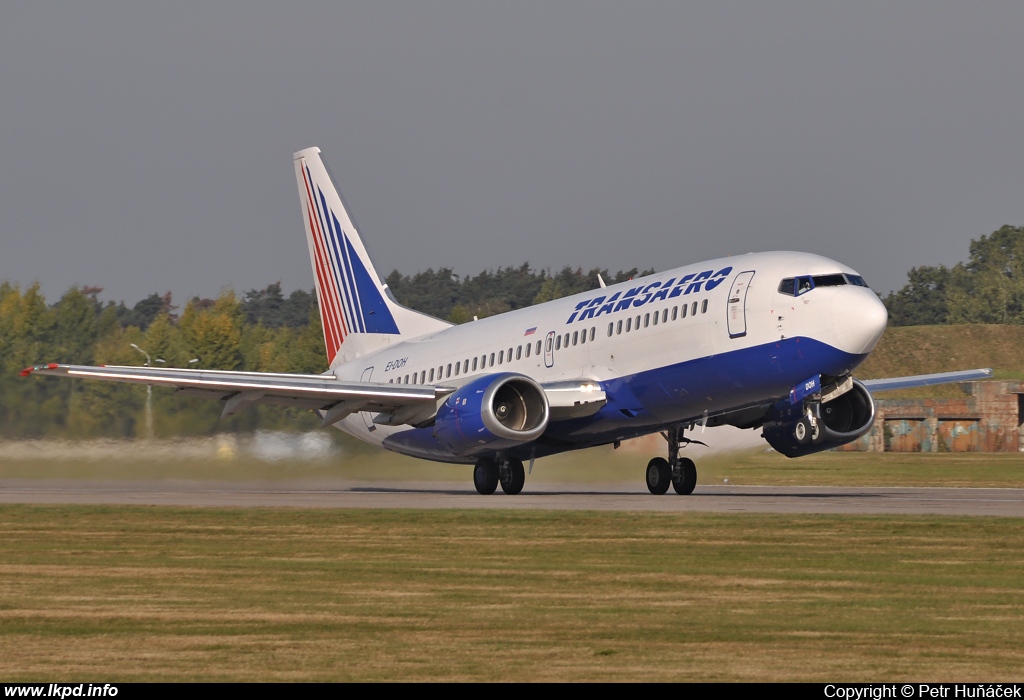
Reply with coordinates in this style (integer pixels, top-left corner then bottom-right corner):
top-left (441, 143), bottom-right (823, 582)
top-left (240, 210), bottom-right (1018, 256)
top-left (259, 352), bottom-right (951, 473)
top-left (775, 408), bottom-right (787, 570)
top-left (299, 164), bottom-right (399, 360)
top-left (565, 266), bottom-right (734, 324)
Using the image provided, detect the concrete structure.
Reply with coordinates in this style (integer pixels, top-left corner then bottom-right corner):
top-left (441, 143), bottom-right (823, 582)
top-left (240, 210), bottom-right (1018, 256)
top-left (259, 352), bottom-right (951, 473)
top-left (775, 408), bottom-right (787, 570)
top-left (840, 381), bottom-right (1024, 452)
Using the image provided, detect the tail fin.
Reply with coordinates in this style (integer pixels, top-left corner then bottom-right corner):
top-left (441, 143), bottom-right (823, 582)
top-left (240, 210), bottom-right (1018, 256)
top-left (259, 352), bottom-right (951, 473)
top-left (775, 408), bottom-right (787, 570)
top-left (294, 147), bottom-right (451, 367)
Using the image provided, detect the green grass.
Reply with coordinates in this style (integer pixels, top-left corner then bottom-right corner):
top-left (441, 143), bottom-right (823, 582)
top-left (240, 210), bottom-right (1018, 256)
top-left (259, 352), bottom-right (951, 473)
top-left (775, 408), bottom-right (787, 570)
top-left (4, 439), bottom-right (1024, 488)
top-left (0, 505), bottom-right (1021, 681)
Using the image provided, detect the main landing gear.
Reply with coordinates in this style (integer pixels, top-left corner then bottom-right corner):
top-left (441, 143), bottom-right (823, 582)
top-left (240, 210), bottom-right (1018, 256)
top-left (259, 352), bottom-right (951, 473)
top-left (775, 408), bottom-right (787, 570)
top-left (473, 454), bottom-right (525, 495)
top-left (646, 426), bottom-right (698, 495)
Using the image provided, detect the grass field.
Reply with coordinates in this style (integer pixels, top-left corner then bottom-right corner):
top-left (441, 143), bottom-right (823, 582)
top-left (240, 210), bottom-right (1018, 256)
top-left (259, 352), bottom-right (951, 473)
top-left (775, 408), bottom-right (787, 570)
top-left (3, 436), bottom-right (1024, 489)
top-left (0, 505), bottom-right (1022, 682)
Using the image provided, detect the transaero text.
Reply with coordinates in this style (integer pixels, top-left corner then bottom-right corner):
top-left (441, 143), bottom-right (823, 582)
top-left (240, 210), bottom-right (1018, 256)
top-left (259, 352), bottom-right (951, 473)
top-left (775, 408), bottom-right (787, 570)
top-left (565, 267), bottom-right (734, 324)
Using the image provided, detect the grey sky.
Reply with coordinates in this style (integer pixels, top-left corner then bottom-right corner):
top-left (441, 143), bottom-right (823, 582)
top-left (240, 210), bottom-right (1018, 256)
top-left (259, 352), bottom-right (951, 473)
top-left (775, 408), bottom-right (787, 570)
top-left (2, 2), bottom-right (1023, 306)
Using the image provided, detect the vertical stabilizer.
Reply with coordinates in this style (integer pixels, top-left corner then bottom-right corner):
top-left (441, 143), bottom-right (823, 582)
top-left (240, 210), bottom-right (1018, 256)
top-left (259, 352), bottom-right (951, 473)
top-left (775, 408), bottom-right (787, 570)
top-left (294, 147), bottom-right (451, 367)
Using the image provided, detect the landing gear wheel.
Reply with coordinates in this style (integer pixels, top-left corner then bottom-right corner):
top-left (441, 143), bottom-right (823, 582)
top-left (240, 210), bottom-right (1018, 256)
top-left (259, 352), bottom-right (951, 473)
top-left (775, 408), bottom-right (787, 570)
top-left (473, 457), bottom-right (499, 495)
top-left (672, 457), bottom-right (697, 495)
top-left (794, 417), bottom-right (812, 444)
top-left (646, 457), bottom-right (671, 495)
top-left (809, 417), bottom-right (821, 444)
top-left (499, 458), bottom-right (526, 495)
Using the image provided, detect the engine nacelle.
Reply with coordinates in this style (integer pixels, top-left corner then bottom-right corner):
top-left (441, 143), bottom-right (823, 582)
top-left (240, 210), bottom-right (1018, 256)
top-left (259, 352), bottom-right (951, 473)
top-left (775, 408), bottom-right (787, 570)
top-left (762, 378), bottom-right (875, 458)
top-left (434, 373), bottom-right (550, 457)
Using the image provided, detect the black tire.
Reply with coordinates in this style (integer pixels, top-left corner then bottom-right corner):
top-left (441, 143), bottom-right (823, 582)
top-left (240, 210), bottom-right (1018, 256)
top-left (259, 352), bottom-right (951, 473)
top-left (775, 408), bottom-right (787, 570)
top-left (646, 457), bottom-right (671, 495)
top-left (672, 457), bottom-right (697, 495)
top-left (500, 458), bottom-right (526, 495)
top-left (794, 417), bottom-right (811, 444)
top-left (474, 457), bottom-right (499, 495)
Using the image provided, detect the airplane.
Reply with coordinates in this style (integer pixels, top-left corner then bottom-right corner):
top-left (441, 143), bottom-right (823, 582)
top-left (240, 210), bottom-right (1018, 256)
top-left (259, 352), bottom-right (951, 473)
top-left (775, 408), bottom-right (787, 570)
top-left (22, 147), bottom-right (992, 495)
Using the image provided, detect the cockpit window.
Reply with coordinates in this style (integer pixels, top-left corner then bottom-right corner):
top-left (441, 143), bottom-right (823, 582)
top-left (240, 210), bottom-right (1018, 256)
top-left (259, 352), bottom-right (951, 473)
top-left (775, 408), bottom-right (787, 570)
top-left (778, 277), bottom-right (813, 296)
top-left (812, 274), bottom-right (846, 287)
top-left (780, 272), bottom-right (868, 296)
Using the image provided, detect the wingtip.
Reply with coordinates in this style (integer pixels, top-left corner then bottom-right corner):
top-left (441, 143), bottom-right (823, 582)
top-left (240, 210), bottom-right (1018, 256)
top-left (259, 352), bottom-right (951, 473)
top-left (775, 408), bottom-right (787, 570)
top-left (20, 363), bottom-right (58, 377)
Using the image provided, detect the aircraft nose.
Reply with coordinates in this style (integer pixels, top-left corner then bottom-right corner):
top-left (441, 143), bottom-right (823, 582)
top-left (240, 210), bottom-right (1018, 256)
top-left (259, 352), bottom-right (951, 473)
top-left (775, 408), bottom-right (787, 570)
top-left (832, 286), bottom-right (888, 355)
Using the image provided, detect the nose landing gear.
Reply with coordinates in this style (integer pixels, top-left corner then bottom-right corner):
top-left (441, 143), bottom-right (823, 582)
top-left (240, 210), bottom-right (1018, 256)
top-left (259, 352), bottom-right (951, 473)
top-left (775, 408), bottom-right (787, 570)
top-left (646, 426), bottom-right (699, 495)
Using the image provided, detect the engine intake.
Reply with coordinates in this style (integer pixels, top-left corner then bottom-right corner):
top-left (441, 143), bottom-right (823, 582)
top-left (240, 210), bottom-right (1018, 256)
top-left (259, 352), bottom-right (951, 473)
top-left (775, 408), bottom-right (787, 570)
top-left (434, 373), bottom-right (549, 457)
top-left (762, 378), bottom-right (875, 457)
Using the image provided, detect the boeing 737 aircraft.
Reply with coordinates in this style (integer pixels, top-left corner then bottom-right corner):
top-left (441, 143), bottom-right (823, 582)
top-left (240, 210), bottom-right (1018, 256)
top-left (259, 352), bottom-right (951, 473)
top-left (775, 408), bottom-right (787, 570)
top-left (23, 147), bottom-right (991, 495)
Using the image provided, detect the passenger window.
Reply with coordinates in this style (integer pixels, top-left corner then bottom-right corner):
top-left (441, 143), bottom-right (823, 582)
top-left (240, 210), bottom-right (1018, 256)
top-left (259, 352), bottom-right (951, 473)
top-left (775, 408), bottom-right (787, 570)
top-left (536, 340), bottom-right (542, 355)
top-left (635, 315), bottom-right (640, 330)
top-left (490, 352), bottom-right (495, 366)
top-left (508, 347), bottom-right (513, 362)
top-left (662, 309), bottom-right (668, 323)
top-left (653, 311), bottom-right (659, 326)
top-left (563, 334), bottom-right (569, 348)
top-left (691, 301), bottom-right (698, 316)
top-left (464, 359), bottom-right (469, 373)
top-left (644, 313), bottom-right (650, 328)
top-left (626, 317), bottom-right (632, 332)
top-left (702, 300), bottom-right (708, 313)
top-left (421, 371), bottom-right (426, 384)
top-left (405, 375), bottom-right (410, 383)
top-left (556, 335), bottom-right (561, 350)
top-left (616, 320), bottom-right (623, 334)
top-left (472, 357), bottom-right (478, 371)
top-left (454, 362), bottom-right (460, 376)
top-left (446, 364), bottom-right (452, 378)
top-left (589, 327), bottom-right (595, 342)
top-left (429, 368), bottom-right (435, 382)
top-left (580, 329), bottom-right (587, 344)
top-left (498, 350), bottom-right (504, 364)
top-left (608, 322), bottom-right (614, 337)
top-left (681, 304), bottom-right (687, 318)
top-left (672, 306), bottom-right (678, 321)
top-left (547, 336), bottom-right (553, 351)
top-left (572, 331), bottom-right (578, 346)
top-left (525, 343), bottom-right (531, 358)
top-left (516, 346), bottom-right (522, 360)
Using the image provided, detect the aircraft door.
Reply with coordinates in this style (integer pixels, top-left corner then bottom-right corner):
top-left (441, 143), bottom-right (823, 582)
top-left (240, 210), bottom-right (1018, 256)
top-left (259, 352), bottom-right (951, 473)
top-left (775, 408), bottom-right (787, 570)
top-left (544, 331), bottom-right (555, 368)
top-left (727, 271), bottom-right (755, 338)
top-left (360, 367), bottom-right (377, 431)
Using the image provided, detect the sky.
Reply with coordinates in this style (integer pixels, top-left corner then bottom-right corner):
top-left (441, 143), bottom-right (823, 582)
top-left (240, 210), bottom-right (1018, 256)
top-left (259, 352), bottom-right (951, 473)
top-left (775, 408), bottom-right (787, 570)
top-left (2, 2), bottom-right (1024, 306)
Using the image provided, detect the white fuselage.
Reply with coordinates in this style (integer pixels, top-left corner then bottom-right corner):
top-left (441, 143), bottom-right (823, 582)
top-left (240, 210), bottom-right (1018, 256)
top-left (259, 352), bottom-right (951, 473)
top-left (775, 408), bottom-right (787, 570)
top-left (328, 251), bottom-right (887, 462)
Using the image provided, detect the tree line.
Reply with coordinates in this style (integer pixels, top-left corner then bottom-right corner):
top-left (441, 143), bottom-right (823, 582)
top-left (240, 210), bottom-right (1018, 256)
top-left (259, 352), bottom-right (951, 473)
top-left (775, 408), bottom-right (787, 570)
top-left (6, 217), bottom-right (1023, 441)
top-left (0, 265), bottom-right (647, 439)
top-left (883, 225), bottom-right (1024, 326)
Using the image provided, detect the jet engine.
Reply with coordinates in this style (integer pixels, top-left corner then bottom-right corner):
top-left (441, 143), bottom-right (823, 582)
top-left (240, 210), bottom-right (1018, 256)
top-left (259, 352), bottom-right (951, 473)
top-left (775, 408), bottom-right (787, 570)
top-left (762, 378), bottom-right (875, 457)
top-left (434, 373), bottom-right (550, 457)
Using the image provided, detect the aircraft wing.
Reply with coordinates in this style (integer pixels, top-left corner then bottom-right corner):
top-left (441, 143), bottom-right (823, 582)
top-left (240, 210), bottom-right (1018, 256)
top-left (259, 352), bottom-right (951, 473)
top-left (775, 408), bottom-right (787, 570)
top-left (20, 363), bottom-right (450, 427)
top-left (861, 368), bottom-right (993, 393)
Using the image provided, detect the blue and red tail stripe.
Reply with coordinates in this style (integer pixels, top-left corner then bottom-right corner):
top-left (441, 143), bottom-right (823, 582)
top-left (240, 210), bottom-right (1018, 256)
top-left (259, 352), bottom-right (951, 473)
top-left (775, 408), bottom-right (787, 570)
top-left (300, 163), bottom-right (399, 358)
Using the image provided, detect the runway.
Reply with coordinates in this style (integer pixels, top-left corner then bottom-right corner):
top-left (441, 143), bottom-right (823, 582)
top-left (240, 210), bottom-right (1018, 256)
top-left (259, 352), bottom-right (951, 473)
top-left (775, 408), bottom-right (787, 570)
top-left (1, 479), bottom-right (1022, 516)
